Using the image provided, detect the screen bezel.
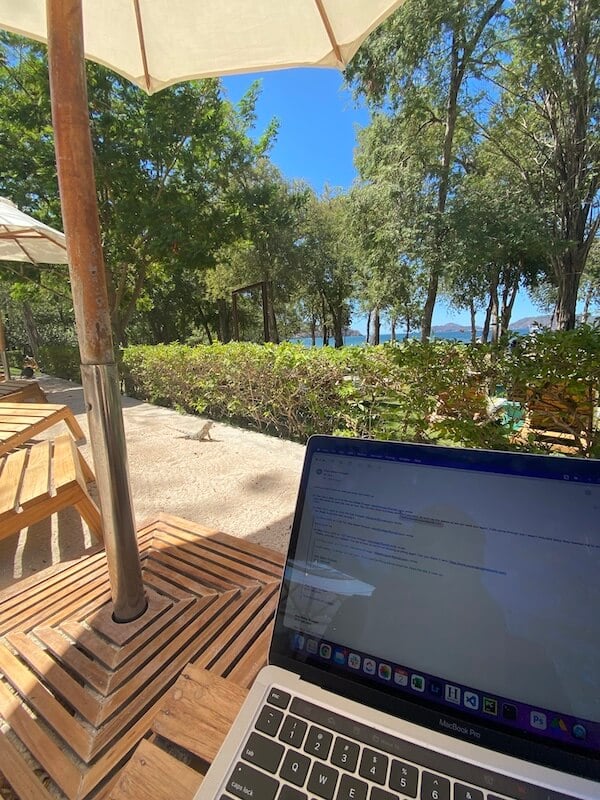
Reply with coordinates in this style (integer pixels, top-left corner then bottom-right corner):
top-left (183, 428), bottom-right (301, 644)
top-left (269, 435), bottom-right (600, 782)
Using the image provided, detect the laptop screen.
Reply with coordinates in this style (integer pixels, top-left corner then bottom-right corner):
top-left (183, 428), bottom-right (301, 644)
top-left (270, 435), bottom-right (600, 778)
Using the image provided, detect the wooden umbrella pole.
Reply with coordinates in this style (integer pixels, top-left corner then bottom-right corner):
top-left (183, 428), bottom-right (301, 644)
top-left (46, 0), bottom-right (147, 622)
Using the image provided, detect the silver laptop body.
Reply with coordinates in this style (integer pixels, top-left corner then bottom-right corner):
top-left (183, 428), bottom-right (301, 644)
top-left (195, 435), bottom-right (600, 800)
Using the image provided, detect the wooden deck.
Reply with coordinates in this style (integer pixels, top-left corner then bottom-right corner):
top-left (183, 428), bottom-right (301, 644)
top-left (106, 666), bottom-right (249, 799)
top-left (0, 513), bottom-right (284, 799)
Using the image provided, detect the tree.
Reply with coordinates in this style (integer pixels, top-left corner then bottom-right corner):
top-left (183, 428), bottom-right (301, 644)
top-left (300, 191), bottom-right (357, 347)
top-left (206, 162), bottom-right (309, 343)
top-left (445, 141), bottom-right (550, 341)
top-left (347, 0), bottom-right (505, 338)
top-left (0, 34), bottom-right (280, 348)
top-left (349, 179), bottom-right (425, 342)
top-left (579, 237), bottom-right (600, 323)
top-left (483, 0), bottom-right (599, 329)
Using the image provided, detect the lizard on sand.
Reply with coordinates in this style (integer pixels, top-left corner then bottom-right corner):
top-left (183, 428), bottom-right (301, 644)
top-left (177, 420), bottom-right (214, 441)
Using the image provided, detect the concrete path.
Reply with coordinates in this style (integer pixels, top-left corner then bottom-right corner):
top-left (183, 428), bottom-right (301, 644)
top-left (0, 375), bottom-right (305, 590)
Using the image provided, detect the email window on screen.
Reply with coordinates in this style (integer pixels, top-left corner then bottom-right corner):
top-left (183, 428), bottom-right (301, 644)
top-left (284, 453), bottom-right (600, 724)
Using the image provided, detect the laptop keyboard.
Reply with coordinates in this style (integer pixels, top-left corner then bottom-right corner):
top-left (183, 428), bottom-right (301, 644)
top-left (217, 686), bottom-right (577, 800)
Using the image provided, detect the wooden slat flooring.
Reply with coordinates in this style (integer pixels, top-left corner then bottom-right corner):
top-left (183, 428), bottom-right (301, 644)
top-left (0, 513), bottom-right (284, 799)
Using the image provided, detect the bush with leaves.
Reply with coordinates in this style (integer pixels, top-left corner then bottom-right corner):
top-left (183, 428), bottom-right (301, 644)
top-left (38, 345), bottom-right (81, 382)
top-left (122, 340), bottom-right (516, 450)
top-left (499, 325), bottom-right (600, 457)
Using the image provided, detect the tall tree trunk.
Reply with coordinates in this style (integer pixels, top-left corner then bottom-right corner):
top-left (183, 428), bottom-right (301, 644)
top-left (370, 307), bottom-right (381, 345)
top-left (22, 301), bottom-right (40, 363)
top-left (553, 247), bottom-right (586, 330)
top-left (217, 298), bottom-right (231, 343)
top-left (390, 316), bottom-right (397, 342)
top-left (321, 298), bottom-right (329, 346)
top-left (197, 303), bottom-right (213, 345)
top-left (327, 298), bottom-right (344, 348)
top-left (581, 282), bottom-right (593, 323)
top-left (366, 311), bottom-right (371, 344)
top-left (469, 300), bottom-right (477, 344)
top-left (481, 300), bottom-right (491, 343)
top-left (265, 280), bottom-right (279, 343)
top-left (499, 273), bottom-right (519, 336)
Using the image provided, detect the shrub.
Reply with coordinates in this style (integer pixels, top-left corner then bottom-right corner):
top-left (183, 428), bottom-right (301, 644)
top-left (499, 325), bottom-right (600, 457)
top-left (122, 340), bottom-right (515, 449)
top-left (38, 345), bottom-right (81, 382)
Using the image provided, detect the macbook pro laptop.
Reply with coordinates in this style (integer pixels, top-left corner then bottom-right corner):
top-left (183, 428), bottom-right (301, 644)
top-left (195, 435), bottom-right (600, 800)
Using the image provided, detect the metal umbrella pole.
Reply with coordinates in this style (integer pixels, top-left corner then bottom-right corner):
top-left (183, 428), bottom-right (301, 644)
top-left (46, 0), bottom-right (146, 622)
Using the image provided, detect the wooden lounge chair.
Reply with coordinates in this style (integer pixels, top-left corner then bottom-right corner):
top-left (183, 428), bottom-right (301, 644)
top-left (0, 434), bottom-right (103, 544)
top-left (0, 401), bottom-right (85, 455)
top-left (0, 379), bottom-right (48, 404)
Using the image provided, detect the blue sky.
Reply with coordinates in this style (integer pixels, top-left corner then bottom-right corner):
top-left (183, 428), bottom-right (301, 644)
top-left (222, 68), bottom-right (541, 331)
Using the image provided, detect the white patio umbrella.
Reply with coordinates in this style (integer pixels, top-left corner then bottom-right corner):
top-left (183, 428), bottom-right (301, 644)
top-left (0, 196), bottom-right (68, 264)
top-left (0, 196), bottom-right (69, 379)
top-left (0, 0), bottom-right (405, 622)
top-left (0, 1), bottom-right (403, 93)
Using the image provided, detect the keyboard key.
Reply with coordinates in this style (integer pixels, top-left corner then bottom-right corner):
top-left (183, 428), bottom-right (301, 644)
top-left (256, 705), bottom-right (284, 736)
top-left (306, 762), bottom-right (339, 799)
top-left (279, 715), bottom-right (308, 747)
top-left (421, 772), bottom-right (450, 800)
top-left (241, 731), bottom-right (284, 773)
top-left (268, 688), bottom-right (291, 709)
top-left (337, 773), bottom-right (368, 800)
top-left (331, 737), bottom-right (360, 772)
top-left (371, 789), bottom-right (400, 800)
top-left (226, 762), bottom-right (279, 800)
top-left (454, 785), bottom-right (483, 800)
top-left (304, 726), bottom-right (333, 759)
top-left (389, 760), bottom-right (418, 797)
top-left (279, 787), bottom-right (307, 800)
top-left (280, 749), bottom-right (311, 786)
top-left (359, 748), bottom-right (389, 785)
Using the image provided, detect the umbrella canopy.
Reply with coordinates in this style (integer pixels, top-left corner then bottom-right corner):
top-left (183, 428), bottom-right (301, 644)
top-left (0, 197), bottom-right (69, 378)
top-left (0, 0), bottom-right (405, 621)
top-left (0, 196), bottom-right (68, 265)
top-left (1, 0), bottom-right (404, 93)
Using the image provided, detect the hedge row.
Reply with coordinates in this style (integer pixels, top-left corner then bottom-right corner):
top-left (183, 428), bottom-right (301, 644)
top-left (37, 327), bottom-right (599, 456)
top-left (121, 340), bottom-right (513, 451)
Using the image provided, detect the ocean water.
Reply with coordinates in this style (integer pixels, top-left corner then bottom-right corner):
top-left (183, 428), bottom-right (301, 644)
top-left (289, 330), bottom-right (479, 347)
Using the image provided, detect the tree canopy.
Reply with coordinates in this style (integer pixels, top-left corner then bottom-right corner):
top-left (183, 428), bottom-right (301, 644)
top-left (1, 1), bottom-right (598, 356)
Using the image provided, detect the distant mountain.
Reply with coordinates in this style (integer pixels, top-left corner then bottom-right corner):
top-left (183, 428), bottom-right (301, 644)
top-left (433, 316), bottom-right (553, 333)
top-left (432, 322), bottom-right (475, 333)
top-left (509, 315), bottom-right (553, 330)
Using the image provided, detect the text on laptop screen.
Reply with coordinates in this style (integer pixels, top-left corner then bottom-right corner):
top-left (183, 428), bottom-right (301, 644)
top-left (277, 440), bottom-right (600, 757)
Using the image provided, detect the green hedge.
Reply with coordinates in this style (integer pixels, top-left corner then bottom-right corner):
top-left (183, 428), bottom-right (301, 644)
top-left (122, 340), bottom-right (513, 450)
top-left (122, 330), bottom-right (600, 455)
top-left (38, 345), bottom-right (81, 382)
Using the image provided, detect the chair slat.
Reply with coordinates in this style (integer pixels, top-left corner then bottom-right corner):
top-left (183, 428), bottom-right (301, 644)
top-left (0, 448), bottom-right (28, 517)
top-left (19, 440), bottom-right (52, 508)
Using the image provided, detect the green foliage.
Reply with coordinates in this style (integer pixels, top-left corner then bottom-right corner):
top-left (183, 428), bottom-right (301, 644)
top-left (499, 325), bottom-right (600, 456)
top-left (38, 345), bottom-right (81, 382)
top-left (122, 340), bottom-right (516, 450)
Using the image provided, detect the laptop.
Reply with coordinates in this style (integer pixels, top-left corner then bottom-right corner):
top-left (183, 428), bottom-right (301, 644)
top-left (195, 435), bottom-right (600, 800)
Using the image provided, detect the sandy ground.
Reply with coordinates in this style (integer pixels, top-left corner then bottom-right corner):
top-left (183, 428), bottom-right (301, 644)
top-left (0, 375), bottom-right (306, 591)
